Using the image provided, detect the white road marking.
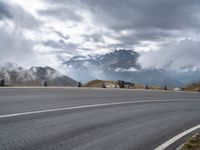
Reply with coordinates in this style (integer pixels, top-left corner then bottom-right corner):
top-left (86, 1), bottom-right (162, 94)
top-left (0, 99), bottom-right (199, 119)
top-left (154, 124), bottom-right (200, 150)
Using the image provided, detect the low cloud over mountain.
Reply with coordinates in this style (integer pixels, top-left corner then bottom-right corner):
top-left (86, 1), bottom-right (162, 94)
top-left (139, 40), bottom-right (200, 71)
top-left (63, 50), bottom-right (191, 87)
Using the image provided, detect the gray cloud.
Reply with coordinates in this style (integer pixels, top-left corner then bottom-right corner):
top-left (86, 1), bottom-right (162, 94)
top-left (44, 0), bottom-right (200, 31)
top-left (10, 4), bottom-right (41, 30)
top-left (0, 1), bottom-right (12, 19)
top-left (42, 0), bottom-right (200, 52)
top-left (38, 5), bottom-right (83, 22)
top-left (43, 39), bottom-right (78, 51)
top-left (0, 27), bottom-right (37, 67)
top-left (82, 33), bottom-right (105, 43)
top-left (88, 0), bottom-right (200, 31)
top-left (54, 31), bottom-right (70, 40)
top-left (0, 1), bottom-right (41, 29)
top-left (0, 1), bottom-right (64, 69)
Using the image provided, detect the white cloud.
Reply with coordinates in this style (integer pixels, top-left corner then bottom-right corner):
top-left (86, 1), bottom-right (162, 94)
top-left (139, 40), bottom-right (200, 71)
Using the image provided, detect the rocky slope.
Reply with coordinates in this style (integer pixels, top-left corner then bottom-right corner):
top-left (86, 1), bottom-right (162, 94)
top-left (0, 63), bottom-right (78, 86)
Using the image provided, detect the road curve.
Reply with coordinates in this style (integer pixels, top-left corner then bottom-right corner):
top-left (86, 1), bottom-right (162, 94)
top-left (0, 88), bottom-right (200, 150)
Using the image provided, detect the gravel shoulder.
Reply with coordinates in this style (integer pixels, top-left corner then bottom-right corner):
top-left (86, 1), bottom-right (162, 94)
top-left (178, 133), bottom-right (200, 150)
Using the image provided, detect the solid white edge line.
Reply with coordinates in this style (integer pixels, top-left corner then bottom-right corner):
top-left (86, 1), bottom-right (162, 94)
top-left (154, 124), bottom-right (200, 150)
top-left (0, 99), bottom-right (199, 119)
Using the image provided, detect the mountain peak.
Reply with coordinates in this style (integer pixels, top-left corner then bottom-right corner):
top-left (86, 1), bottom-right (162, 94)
top-left (30, 66), bottom-right (62, 80)
top-left (64, 49), bottom-right (141, 71)
top-left (0, 64), bottom-right (78, 86)
top-left (97, 49), bottom-right (140, 70)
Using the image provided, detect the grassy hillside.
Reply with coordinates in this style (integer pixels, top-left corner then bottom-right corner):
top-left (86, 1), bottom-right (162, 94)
top-left (84, 79), bottom-right (163, 90)
top-left (84, 80), bottom-right (117, 88)
top-left (184, 82), bottom-right (200, 92)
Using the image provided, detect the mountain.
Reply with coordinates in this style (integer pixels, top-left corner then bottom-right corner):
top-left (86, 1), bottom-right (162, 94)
top-left (63, 50), bottom-right (183, 87)
top-left (64, 50), bottom-right (140, 71)
top-left (0, 63), bottom-right (78, 86)
top-left (96, 50), bottom-right (140, 70)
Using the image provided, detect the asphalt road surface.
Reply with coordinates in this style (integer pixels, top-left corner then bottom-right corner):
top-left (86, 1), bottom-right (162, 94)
top-left (0, 88), bottom-right (200, 150)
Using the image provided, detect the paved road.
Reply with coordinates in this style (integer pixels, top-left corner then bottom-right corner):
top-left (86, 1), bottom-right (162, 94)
top-left (0, 88), bottom-right (200, 150)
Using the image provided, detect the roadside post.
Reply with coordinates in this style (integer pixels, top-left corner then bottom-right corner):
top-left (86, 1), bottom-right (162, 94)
top-left (42, 80), bottom-right (48, 87)
top-left (0, 79), bottom-right (5, 87)
top-left (102, 82), bottom-right (106, 88)
top-left (78, 82), bottom-right (82, 87)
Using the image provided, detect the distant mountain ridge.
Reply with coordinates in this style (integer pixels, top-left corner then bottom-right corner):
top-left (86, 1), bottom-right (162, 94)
top-left (1, 49), bottom-right (196, 87)
top-left (0, 63), bottom-right (78, 86)
top-left (64, 50), bottom-right (140, 71)
top-left (63, 50), bottom-right (183, 87)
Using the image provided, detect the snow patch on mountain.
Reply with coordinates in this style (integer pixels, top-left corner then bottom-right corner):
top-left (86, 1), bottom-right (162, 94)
top-left (0, 63), bottom-right (78, 86)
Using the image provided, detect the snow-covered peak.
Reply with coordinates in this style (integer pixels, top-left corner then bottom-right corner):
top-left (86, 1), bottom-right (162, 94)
top-left (0, 63), bottom-right (77, 86)
top-left (29, 66), bottom-right (62, 80)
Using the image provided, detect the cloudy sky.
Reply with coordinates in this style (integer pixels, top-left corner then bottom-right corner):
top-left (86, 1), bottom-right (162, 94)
top-left (0, 0), bottom-right (200, 71)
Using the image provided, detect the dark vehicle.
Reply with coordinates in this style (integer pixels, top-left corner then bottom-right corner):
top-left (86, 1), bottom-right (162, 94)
top-left (117, 80), bottom-right (135, 88)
